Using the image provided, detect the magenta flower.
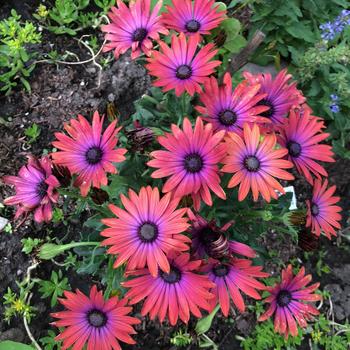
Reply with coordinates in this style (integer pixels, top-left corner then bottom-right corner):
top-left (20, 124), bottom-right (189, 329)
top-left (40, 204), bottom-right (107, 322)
top-left (123, 251), bottom-right (214, 326)
top-left (196, 73), bottom-right (269, 133)
top-left (101, 186), bottom-right (190, 277)
top-left (146, 33), bottom-right (221, 96)
top-left (52, 111), bottom-right (127, 197)
top-left (162, 0), bottom-right (226, 36)
top-left (278, 108), bottom-right (334, 184)
top-left (52, 285), bottom-right (140, 350)
top-left (102, 0), bottom-right (168, 59)
top-left (3, 156), bottom-right (59, 223)
top-left (202, 258), bottom-right (268, 316)
top-left (243, 69), bottom-right (305, 128)
top-left (188, 210), bottom-right (256, 259)
top-left (259, 265), bottom-right (321, 338)
top-left (148, 117), bottom-right (227, 210)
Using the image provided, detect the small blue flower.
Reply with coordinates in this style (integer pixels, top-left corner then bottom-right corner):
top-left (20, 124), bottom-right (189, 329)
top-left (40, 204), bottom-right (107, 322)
top-left (330, 94), bottom-right (339, 101)
top-left (330, 104), bottom-right (340, 113)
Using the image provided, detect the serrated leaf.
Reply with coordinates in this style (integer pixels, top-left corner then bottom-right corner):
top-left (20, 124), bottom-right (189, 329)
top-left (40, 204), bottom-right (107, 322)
top-left (224, 34), bottom-right (246, 53)
top-left (285, 23), bottom-right (315, 42)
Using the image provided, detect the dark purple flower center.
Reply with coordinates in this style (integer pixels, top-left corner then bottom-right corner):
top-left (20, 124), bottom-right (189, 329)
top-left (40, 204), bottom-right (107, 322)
top-left (176, 64), bottom-right (192, 80)
top-left (132, 27), bottom-right (148, 42)
top-left (199, 226), bottom-right (221, 245)
top-left (184, 153), bottom-right (203, 173)
top-left (185, 19), bottom-right (201, 33)
top-left (277, 290), bottom-right (292, 307)
top-left (257, 99), bottom-right (275, 118)
top-left (311, 203), bottom-right (319, 216)
top-left (213, 264), bottom-right (229, 277)
top-left (287, 141), bottom-right (302, 158)
top-left (87, 309), bottom-right (107, 328)
top-left (138, 222), bottom-right (158, 242)
top-left (244, 156), bottom-right (260, 172)
top-left (36, 181), bottom-right (48, 198)
top-left (218, 109), bottom-right (237, 126)
top-left (86, 146), bottom-right (103, 165)
top-left (160, 266), bottom-right (181, 284)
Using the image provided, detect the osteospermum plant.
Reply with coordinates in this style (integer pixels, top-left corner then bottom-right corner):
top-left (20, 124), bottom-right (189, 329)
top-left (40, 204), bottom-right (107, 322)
top-left (1, 0), bottom-right (345, 349)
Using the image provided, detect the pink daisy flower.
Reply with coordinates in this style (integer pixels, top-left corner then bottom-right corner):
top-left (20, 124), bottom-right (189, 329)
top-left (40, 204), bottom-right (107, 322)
top-left (3, 156), bottom-right (59, 223)
top-left (51, 285), bottom-right (140, 350)
top-left (188, 210), bottom-right (256, 259)
top-left (278, 108), bottom-right (334, 184)
top-left (259, 265), bottom-right (321, 338)
top-left (202, 258), bottom-right (269, 316)
top-left (306, 179), bottom-right (342, 239)
top-left (52, 111), bottom-right (127, 197)
top-left (162, 0), bottom-right (226, 36)
top-left (123, 251), bottom-right (214, 326)
top-left (100, 186), bottom-right (190, 277)
top-left (102, 0), bottom-right (168, 59)
top-left (148, 117), bottom-right (227, 210)
top-left (243, 69), bottom-right (305, 127)
top-left (146, 32), bottom-right (221, 96)
top-left (196, 72), bottom-right (270, 133)
top-left (222, 123), bottom-right (294, 202)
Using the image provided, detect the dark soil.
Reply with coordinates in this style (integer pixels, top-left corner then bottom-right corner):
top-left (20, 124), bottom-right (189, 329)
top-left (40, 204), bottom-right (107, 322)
top-left (0, 1), bottom-right (350, 349)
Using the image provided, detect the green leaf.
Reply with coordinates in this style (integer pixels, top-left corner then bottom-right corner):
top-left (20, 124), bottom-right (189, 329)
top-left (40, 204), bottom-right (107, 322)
top-left (285, 22), bottom-right (315, 42)
top-left (195, 304), bottom-right (220, 335)
top-left (0, 341), bottom-right (34, 350)
top-left (224, 34), bottom-right (246, 53)
top-left (221, 18), bottom-right (241, 38)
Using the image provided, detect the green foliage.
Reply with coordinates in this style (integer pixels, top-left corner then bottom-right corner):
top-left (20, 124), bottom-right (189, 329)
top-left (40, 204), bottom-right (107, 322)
top-left (24, 123), bottom-right (41, 143)
top-left (38, 270), bottom-right (71, 307)
top-left (170, 329), bottom-right (193, 347)
top-left (35, 0), bottom-right (111, 36)
top-left (195, 305), bottom-right (220, 335)
top-left (294, 42), bottom-right (350, 158)
top-left (40, 330), bottom-right (62, 350)
top-left (0, 341), bottom-right (34, 350)
top-left (21, 237), bottom-right (43, 254)
top-left (241, 319), bottom-right (303, 350)
top-left (3, 287), bottom-right (35, 323)
top-left (0, 9), bottom-right (41, 94)
top-left (249, 0), bottom-right (347, 64)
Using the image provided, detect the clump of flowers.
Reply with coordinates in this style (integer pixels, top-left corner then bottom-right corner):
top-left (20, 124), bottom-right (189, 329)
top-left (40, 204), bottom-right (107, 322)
top-left (2, 0), bottom-right (345, 348)
top-left (320, 9), bottom-right (350, 41)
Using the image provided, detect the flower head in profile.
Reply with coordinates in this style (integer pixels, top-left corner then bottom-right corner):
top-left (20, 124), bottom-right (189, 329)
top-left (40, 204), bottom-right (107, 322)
top-left (146, 33), bottom-right (221, 96)
top-left (202, 258), bottom-right (268, 316)
top-left (196, 73), bottom-right (269, 133)
top-left (306, 179), bottom-right (342, 239)
top-left (162, 0), bottom-right (226, 36)
top-left (102, 0), bottom-right (168, 59)
top-left (148, 117), bottom-right (227, 210)
top-left (52, 111), bottom-right (127, 197)
top-left (3, 156), bottom-right (59, 223)
top-left (222, 123), bottom-right (294, 202)
top-left (259, 265), bottom-right (321, 338)
top-left (278, 108), bottom-right (334, 184)
top-left (243, 69), bottom-right (305, 127)
top-left (188, 210), bottom-right (256, 259)
top-left (51, 285), bottom-right (140, 350)
top-left (123, 251), bottom-right (214, 325)
top-left (101, 186), bottom-right (190, 277)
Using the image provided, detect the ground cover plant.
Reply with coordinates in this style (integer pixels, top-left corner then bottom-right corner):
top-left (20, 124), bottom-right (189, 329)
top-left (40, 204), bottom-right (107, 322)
top-left (0, 0), bottom-right (349, 349)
